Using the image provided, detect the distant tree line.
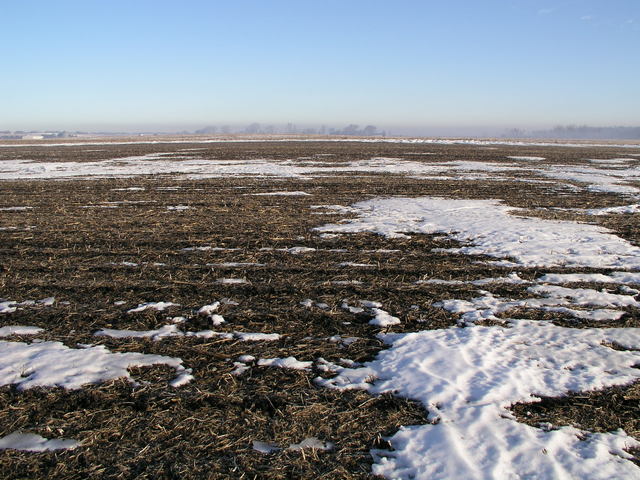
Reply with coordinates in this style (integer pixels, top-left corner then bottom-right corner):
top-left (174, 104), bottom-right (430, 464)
top-left (0, 130), bottom-right (69, 140)
top-left (503, 125), bottom-right (640, 140)
top-left (195, 123), bottom-right (385, 136)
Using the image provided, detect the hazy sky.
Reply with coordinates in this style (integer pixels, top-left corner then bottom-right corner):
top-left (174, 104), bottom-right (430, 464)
top-left (1, 0), bottom-right (638, 132)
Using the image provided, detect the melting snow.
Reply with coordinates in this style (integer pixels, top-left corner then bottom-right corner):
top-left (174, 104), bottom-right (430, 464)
top-left (360, 300), bottom-right (383, 308)
top-left (529, 285), bottom-right (640, 308)
top-left (198, 301), bottom-right (220, 316)
top-left (198, 302), bottom-right (226, 325)
top-left (313, 195), bottom-right (640, 478)
top-left (436, 290), bottom-right (628, 324)
top-left (585, 204), bottom-right (640, 215)
top-left (328, 335), bottom-right (360, 346)
top-left (0, 432), bottom-right (79, 452)
top-left (43, 150), bottom-right (586, 194)
top-left (0, 302), bottom-right (17, 314)
top-left (0, 340), bottom-right (189, 390)
top-left (539, 272), bottom-right (640, 284)
top-left (231, 362), bottom-right (251, 376)
top-left (288, 437), bottom-right (334, 451)
top-left (369, 308), bottom-right (401, 327)
top-left (252, 437), bottom-right (333, 454)
top-left (257, 357), bottom-right (312, 370)
top-left (207, 262), bottom-right (265, 267)
top-left (95, 324), bottom-right (185, 340)
top-left (589, 158), bottom-right (634, 164)
top-left (0, 297), bottom-right (55, 313)
top-left (252, 440), bottom-right (281, 454)
top-left (250, 191), bottom-right (311, 196)
top-left (127, 302), bottom-right (179, 313)
top-left (317, 322), bottom-right (640, 479)
top-left (507, 156), bottom-right (546, 161)
top-left (182, 246), bottom-right (239, 252)
top-left (234, 332), bottom-right (281, 341)
top-left (216, 278), bottom-right (248, 284)
top-left (13, 153), bottom-right (640, 195)
top-left (286, 246), bottom-right (317, 254)
top-left (338, 262), bottom-right (375, 268)
top-left (331, 280), bottom-right (363, 286)
top-left (316, 197), bottom-right (640, 268)
top-left (341, 302), bottom-right (365, 314)
top-left (0, 206), bottom-right (33, 211)
top-left (95, 325), bottom-right (280, 343)
top-left (169, 369), bottom-right (194, 388)
top-left (419, 273), bottom-right (529, 286)
top-left (0, 326), bottom-right (43, 337)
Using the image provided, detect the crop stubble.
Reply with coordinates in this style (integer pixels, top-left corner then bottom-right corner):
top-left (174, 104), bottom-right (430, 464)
top-left (0, 140), bottom-right (638, 478)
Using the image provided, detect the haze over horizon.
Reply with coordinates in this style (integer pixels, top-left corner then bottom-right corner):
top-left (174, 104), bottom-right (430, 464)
top-left (2, 1), bottom-right (638, 135)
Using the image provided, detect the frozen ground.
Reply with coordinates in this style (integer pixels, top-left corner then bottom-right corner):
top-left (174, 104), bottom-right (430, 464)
top-left (1, 140), bottom-right (640, 478)
top-left (1, 149), bottom-right (640, 196)
top-left (314, 194), bottom-right (640, 478)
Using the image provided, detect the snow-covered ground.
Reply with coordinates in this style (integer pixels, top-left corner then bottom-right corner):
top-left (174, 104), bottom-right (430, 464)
top-left (3, 145), bottom-right (640, 475)
top-left (313, 196), bottom-right (640, 479)
top-left (0, 338), bottom-right (190, 390)
top-left (1, 152), bottom-right (640, 196)
top-left (315, 197), bottom-right (640, 268)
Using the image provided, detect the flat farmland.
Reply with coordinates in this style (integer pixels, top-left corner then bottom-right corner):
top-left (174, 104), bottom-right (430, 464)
top-left (1, 138), bottom-right (639, 479)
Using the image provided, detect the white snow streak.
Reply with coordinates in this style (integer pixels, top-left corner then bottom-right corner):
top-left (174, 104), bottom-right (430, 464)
top-left (0, 326), bottom-right (43, 337)
top-left (127, 302), bottom-right (179, 313)
top-left (0, 432), bottom-right (79, 452)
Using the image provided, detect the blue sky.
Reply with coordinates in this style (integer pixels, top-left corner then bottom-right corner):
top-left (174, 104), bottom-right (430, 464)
top-left (1, 1), bottom-right (638, 133)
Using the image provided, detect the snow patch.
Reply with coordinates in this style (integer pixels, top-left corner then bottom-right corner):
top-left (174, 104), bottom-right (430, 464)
top-left (369, 308), bottom-right (401, 327)
top-left (127, 302), bottom-right (179, 313)
top-left (252, 441), bottom-right (280, 454)
top-left (316, 197), bottom-right (640, 268)
top-left (435, 287), bottom-right (633, 325)
top-left (257, 357), bottom-right (312, 370)
top-left (234, 332), bottom-right (281, 342)
top-left (0, 326), bottom-right (43, 337)
top-left (0, 206), bottom-right (33, 211)
top-left (507, 156), bottom-right (546, 161)
top-left (288, 437), bottom-right (334, 451)
top-left (539, 272), bottom-right (640, 284)
top-left (0, 432), bottom-right (79, 452)
top-left (0, 340), bottom-right (189, 390)
top-left (585, 204), bottom-right (640, 215)
top-left (317, 322), bottom-right (640, 479)
top-left (249, 191), bottom-right (311, 196)
top-left (216, 278), bottom-right (248, 284)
